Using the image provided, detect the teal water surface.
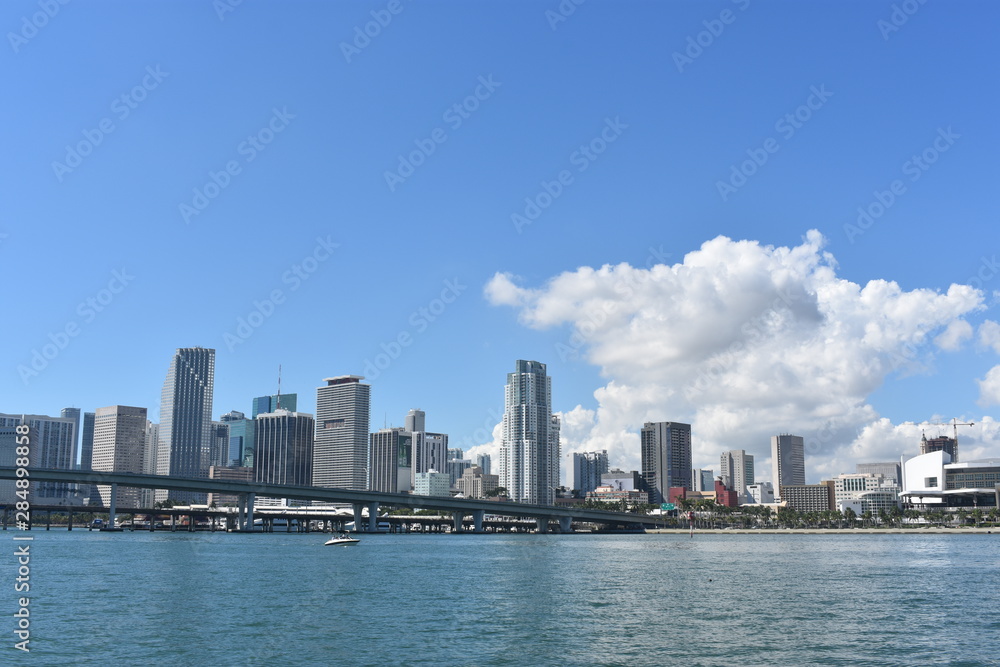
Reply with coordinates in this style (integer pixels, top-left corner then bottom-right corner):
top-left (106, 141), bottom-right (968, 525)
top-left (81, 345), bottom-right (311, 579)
top-left (9, 531), bottom-right (1000, 666)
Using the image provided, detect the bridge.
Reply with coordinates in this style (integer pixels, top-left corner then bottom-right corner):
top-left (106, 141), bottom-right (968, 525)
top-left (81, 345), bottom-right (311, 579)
top-left (0, 468), bottom-right (658, 533)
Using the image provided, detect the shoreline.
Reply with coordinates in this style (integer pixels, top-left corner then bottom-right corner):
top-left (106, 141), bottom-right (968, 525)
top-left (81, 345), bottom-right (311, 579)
top-left (645, 527), bottom-right (998, 534)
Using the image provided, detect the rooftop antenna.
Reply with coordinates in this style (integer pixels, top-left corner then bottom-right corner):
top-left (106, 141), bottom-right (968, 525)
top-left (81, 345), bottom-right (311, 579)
top-left (276, 364), bottom-right (282, 411)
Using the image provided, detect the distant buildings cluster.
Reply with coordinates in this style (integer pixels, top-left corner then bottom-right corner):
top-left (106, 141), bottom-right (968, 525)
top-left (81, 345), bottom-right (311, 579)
top-left (3, 350), bottom-right (997, 515)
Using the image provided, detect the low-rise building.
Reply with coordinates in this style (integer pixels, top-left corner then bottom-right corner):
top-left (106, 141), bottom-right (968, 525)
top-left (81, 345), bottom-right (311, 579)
top-left (414, 470), bottom-right (451, 497)
top-left (834, 473), bottom-right (900, 515)
top-left (779, 482), bottom-right (834, 512)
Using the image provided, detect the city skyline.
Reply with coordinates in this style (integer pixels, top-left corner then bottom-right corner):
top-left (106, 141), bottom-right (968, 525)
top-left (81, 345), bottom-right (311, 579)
top-left (4, 2), bottom-right (1000, 488)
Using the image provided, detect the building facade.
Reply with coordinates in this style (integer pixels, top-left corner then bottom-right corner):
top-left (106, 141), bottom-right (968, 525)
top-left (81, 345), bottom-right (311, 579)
top-left (500, 360), bottom-right (559, 505)
top-left (573, 450), bottom-right (610, 496)
top-left (369, 427), bottom-right (412, 493)
top-left (640, 421), bottom-right (692, 504)
top-left (313, 376), bottom-right (370, 491)
top-left (157, 346), bottom-right (216, 503)
top-left (856, 461), bottom-right (902, 486)
top-left (720, 449), bottom-right (755, 500)
top-left (456, 465), bottom-right (499, 499)
top-left (413, 431), bottom-right (449, 485)
top-left (771, 434), bottom-right (805, 500)
top-left (746, 482), bottom-right (775, 504)
top-left (93, 405), bottom-right (148, 508)
top-left (779, 483), bottom-right (833, 513)
top-left (254, 410), bottom-right (314, 487)
top-left (414, 470), bottom-right (451, 497)
top-left (920, 434), bottom-right (958, 463)
top-left (252, 393), bottom-right (298, 419)
top-left (834, 473), bottom-right (900, 515)
top-left (0, 412), bottom-right (78, 504)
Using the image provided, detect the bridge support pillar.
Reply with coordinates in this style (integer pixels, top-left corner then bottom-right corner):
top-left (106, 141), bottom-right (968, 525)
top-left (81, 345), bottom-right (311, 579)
top-left (452, 512), bottom-right (464, 533)
top-left (108, 483), bottom-right (118, 529)
top-left (559, 516), bottom-right (573, 533)
top-left (473, 510), bottom-right (485, 533)
top-left (368, 502), bottom-right (379, 532)
top-left (244, 492), bottom-right (256, 531)
top-left (352, 504), bottom-right (364, 531)
top-left (535, 517), bottom-right (549, 534)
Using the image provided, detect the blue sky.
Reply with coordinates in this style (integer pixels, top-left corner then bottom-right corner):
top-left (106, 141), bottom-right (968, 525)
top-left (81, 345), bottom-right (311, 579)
top-left (3, 0), bottom-right (998, 482)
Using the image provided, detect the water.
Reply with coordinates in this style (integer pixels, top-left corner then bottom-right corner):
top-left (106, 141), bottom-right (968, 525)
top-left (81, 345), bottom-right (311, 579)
top-left (10, 531), bottom-right (1000, 666)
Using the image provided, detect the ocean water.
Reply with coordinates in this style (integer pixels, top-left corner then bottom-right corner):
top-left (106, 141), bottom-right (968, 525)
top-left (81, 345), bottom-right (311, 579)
top-left (9, 531), bottom-right (1000, 666)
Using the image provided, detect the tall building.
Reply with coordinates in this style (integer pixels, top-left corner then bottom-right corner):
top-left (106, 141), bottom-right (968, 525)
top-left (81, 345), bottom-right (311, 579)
top-left (157, 347), bottom-right (215, 504)
top-left (856, 461), bottom-right (902, 486)
top-left (220, 410), bottom-right (253, 467)
top-left (413, 431), bottom-right (449, 484)
top-left (720, 449), bottom-right (755, 500)
top-left (92, 405), bottom-right (147, 508)
top-left (573, 451), bottom-right (609, 495)
top-left (142, 421), bottom-right (159, 507)
top-left (920, 434), bottom-right (958, 463)
top-left (456, 465), bottom-right (499, 499)
top-left (313, 376), bottom-right (370, 490)
top-left (60, 407), bottom-right (81, 467)
top-left (691, 468), bottom-right (714, 492)
top-left (640, 421), bottom-right (692, 504)
top-left (0, 412), bottom-right (78, 503)
top-left (210, 421), bottom-right (230, 469)
top-left (252, 393), bottom-right (298, 419)
top-left (771, 434), bottom-right (805, 500)
top-left (414, 470), bottom-right (451, 497)
top-left (369, 427), bottom-right (412, 493)
top-left (405, 409), bottom-right (425, 433)
top-left (447, 452), bottom-right (472, 488)
top-left (81, 411), bottom-right (99, 503)
top-left (500, 360), bottom-right (559, 505)
top-left (476, 453), bottom-right (492, 476)
top-left (254, 409), bottom-right (314, 487)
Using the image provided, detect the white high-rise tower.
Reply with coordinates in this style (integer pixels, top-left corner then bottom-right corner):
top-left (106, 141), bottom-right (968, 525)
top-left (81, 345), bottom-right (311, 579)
top-left (500, 360), bottom-right (559, 505)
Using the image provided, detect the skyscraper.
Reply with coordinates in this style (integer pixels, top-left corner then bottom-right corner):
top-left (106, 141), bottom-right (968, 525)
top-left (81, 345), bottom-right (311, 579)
top-left (573, 450), bottom-right (609, 495)
top-left (220, 410), bottom-right (252, 467)
top-left (142, 420), bottom-right (159, 507)
top-left (252, 393), bottom-right (298, 419)
top-left (254, 409), bottom-right (314, 487)
top-left (369, 427), bottom-right (412, 493)
top-left (157, 347), bottom-right (215, 503)
top-left (500, 359), bottom-right (559, 505)
top-left (313, 375), bottom-right (370, 490)
top-left (60, 407), bottom-right (81, 467)
top-left (81, 411), bottom-right (98, 503)
top-left (720, 449), bottom-right (755, 500)
top-left (920, 434), bottom-right (958, 462)
top-left (93, 405), bottom-right (147, 508)
top-left (476, 453), bottom-right (492, 476)
top-left (640, 421), bottom-right (692, 504)
top-left (771, 434), bottom-right (805, 499)
top-left (405, 409), bottom-right (425, 433)
top-left (0, 412), bottom-right (78, 503)
top-left (413, 431), bottom-right (449, 484)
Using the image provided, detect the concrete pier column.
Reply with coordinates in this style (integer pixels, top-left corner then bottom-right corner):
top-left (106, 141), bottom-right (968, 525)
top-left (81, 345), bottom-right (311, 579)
top-left (559, 516), bottom-right (573, 533)
top-left (68, 511), bottom-right (73, 531)
top-left (367, 502), bottom-right (379, 532)
top-left (473, 510), bottom-right (485, 533)
top-left (452, 512), bottom-right (464, 533)
top-left (108, 483), bottom-right (118, 529)
top-left (352, 504), bottom-right (364, 531)
top-left (237, 496), bottom-right (246, 531)
top-left (244, 492), bottom-right (256, 531)
top-left (535, 517), bottom-right (549, 534)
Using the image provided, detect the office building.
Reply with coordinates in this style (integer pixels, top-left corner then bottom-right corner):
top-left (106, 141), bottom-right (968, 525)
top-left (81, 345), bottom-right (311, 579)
top-left (779, 483), bottom-right (833, 512)
top-left (447, 456), bottom-right (472, 488)
top-left (414, 470), bottom-right (451, 497)
top-left (499, 360), bottom-right (559, 505)
top-left (920, 434), bottom-right (958, 463)
top-left (211, 421), bottom-right (230, 469)
top-left (60, 407), bottom-right (81, 467)
top-left (252, 393), bottom-right (297, 419)
top-left (220, 410), bottom-right (253, 467)
top-left (720, 449), bottom-right (754, 500)
top-left (405, 409), bottom-right (426, 433)
top-left (640, 421), bottom-right (692, 504)
top-left (834, 473), bottom-right (900, 515)
top-left (746, 482), bottom-right (775, 504)
top-left (691, 468), bottom-right (714, 492)
top-left (0, 412), bottom-right (78, 504)
top-left (602, 469), bottom-right (644, 492)
top-left (254, 409), bottom-right (314, 487)
top-left (141, 421), bottom-right (159, 507)
top-left (413, 431), bottom-right (449, 483)
top-left (369, 427), bottom-right (412, 493)
top-left (81, 411), bottom-right (99, 503)
top-left (771, 434), bottom-right (805, 500)
top-left (207, 465), bottom-right (254, 507)
top-left (92, 405), bottom-right (147, 508)
top-left (313, 376), bottom-right (370, 490)
top-left (157, 347), bottom-right (215, 503)
top-left (456, 465), bottom-right (499, 499)
top-left (476, 453), bottom-right (492, 476)
top-left (573, 451), bottom-right (610, 495)
top-left (856, 461), bottom-right (902, 486)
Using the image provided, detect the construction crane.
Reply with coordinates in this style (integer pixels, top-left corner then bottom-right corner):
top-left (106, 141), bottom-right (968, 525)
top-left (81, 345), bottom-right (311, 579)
top-left (928, 418), bottom-right (975, 462)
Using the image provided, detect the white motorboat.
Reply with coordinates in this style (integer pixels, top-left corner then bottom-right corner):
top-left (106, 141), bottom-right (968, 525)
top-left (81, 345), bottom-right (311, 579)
top-left (324, 533), bottom-right (360, 546)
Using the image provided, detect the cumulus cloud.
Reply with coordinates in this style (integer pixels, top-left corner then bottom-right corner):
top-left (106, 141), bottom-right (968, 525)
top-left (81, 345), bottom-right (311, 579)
top-left (485, 230), bottom-right (994, 482)
top-left (977, 366), bottom-right (1000, 407)
top-left (978, 320), bottom-right (1000, 354)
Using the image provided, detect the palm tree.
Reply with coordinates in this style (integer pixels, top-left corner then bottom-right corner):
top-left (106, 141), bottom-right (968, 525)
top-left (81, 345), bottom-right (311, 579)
top-left (843, 507), bottom-right (857, 527)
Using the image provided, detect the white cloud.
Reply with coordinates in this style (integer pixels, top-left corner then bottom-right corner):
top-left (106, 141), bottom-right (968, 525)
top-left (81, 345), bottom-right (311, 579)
top-left (978, 320), bottom-right (1000, 354)
top-left (934, 319), bottom-right (972, 351)
top-left (977, 366), bottom-right (1000, 407)
top-left (486, 230), bottom-right (995, 480)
